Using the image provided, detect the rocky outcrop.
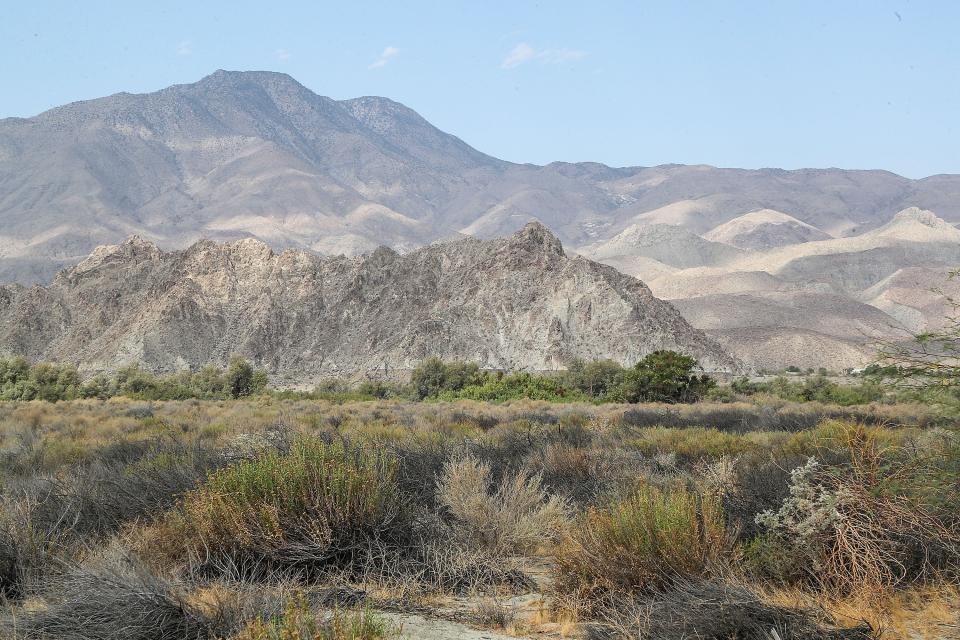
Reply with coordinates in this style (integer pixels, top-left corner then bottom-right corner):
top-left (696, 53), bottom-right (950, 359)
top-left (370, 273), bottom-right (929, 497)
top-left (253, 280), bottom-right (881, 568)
top-left (0, 224), bottom-right (738, 378)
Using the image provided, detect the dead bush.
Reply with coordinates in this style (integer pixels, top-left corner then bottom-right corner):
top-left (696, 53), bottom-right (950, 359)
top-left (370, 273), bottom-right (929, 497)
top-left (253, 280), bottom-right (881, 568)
top-left (591, 577), bottom-right (872, 640)
top-left (436, 454), bottom-right (571, 554)
top-left (749, 422), bottom-right (960, 593)
top-left (1, 549), bottom-right (215, 640)
top-left (0, 441), bottom-right (221, 598)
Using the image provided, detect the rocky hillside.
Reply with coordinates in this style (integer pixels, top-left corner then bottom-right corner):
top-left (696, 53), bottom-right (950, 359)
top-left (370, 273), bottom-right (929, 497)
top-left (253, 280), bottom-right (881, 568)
top-left (2, 70), bottom-right (960, 284)
top-left (0, 223), bottom-right (738, 378)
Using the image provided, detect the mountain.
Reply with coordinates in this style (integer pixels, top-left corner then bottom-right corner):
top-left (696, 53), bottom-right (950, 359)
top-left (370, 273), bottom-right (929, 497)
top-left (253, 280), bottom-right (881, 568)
top-left (3, 70), bottom-right (960, 284)
top-left (729, 208), bottom-right (960, 293)
top-left (703, 209), bottom-right (832, 250)
top-left (0, 223), bottom-right (738, 377)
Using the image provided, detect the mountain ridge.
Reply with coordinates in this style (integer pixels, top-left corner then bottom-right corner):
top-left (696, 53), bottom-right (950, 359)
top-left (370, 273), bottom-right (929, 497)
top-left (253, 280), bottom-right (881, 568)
top-left (0, 223), bottom-right (739, 377)
top-left (3, 70), bottom-right (960, 285)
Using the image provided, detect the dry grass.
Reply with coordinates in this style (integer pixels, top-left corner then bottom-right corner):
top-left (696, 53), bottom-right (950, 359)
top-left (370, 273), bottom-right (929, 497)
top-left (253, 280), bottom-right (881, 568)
top-left (0, 398), bottom-right (955, 640)
top-left (230, 593), bottom-right (398, 640)
top-left (763, 584), bottom-right (960, 640)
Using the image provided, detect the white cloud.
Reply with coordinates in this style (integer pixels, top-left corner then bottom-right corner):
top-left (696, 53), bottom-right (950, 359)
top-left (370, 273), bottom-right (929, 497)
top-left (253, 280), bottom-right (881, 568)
top-left (275, 48), bottom-right (292, 61)
top-left (501, 43), bottom-right (536, 69)
top-left (176, 40), bottom-right (192, 56)
top-left (368, 46), bottom-right (400, 70)
top-left (501, 42), bottom-right (587, 69)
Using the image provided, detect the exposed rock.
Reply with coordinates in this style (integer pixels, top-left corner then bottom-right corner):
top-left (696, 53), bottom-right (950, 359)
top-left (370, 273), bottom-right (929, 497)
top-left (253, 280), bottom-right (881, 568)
top-left (0, 223), bottom-right (738, 378)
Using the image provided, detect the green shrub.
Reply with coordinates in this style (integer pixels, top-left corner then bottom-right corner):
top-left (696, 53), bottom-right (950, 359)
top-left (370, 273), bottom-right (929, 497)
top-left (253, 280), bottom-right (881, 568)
top-left (555, 484), bottom-right (734, 611)
top-left (227, 356), bottom-right (269, 398)
top-left (439, 372), bottom-right (587, 402)
top-left (562, 359), bottom-right (625, 398)
top-left (163, 437), bottom-right (404, 575)
top-left (410, 358), bottom-right (482, 399)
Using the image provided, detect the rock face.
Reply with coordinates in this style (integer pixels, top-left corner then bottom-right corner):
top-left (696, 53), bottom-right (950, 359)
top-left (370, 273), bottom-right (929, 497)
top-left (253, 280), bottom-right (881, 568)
top-left (3, 70), bottom-right (960, 284)
top-left (0, 224), bottom-right (738, 378)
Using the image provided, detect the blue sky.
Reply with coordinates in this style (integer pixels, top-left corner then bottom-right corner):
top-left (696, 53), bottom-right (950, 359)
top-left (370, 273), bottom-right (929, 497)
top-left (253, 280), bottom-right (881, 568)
top-left (2, 1), bottom-right (957, 178)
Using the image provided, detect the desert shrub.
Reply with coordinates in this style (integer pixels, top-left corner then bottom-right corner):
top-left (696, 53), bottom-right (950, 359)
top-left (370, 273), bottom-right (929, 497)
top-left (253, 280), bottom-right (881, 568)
top-left (593, 577), bottom-right (872, 640)
top-left (1, 550), bottom-right (215, 640)
top-left (162, 437), bottom-right (406, 577)
top-left (473, 598), bottom-right (517, 629)
top-left (353, 529), bottom-right (533, 596)
top-left (732, 375), bottom-right (886, 406)
top-left (555, 484), bottom-right (734, 611)
top-left (388, 433), bottom-right (456, 507)
top-left (0, 440), bottom-right (221, 598)
top-left (231, 593), bottom-right (397, 640)
top-left (719, 454), bottom-right (804, 542)
top-left (748, 424), bottom-right (960, 592)
top-left (530, 445), bottom-right (645, 504)
top-left (627, 426), bottom-right (760, 461)
top-left (436, 454), bottom-right (570, 554)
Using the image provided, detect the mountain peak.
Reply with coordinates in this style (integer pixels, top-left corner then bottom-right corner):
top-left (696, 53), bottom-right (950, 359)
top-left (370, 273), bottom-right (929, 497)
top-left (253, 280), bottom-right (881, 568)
top-left (890, 207), bottom-right (947, 228)
top-left (507, 221), bottom-right (565, 258)
top-left (197, 69), bottom-right (301, 87)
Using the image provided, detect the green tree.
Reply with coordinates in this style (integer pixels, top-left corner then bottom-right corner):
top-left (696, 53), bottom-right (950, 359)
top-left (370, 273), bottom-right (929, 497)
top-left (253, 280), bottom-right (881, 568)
top-left (226, 356), bottom-right (257, 398)
top-left (617, 350), bottom-right (714, 403)
top-left (565, 358), bottom-right (625, 397)
top-left (411, 357), bottom-right (446, 399)
top-left (410, 358), bottom-right (481, 399)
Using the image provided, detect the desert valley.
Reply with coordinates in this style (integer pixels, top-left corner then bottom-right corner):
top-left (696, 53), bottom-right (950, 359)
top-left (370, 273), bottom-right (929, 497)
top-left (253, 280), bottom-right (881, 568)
top-left (2, 9), bottom-right (960, 638)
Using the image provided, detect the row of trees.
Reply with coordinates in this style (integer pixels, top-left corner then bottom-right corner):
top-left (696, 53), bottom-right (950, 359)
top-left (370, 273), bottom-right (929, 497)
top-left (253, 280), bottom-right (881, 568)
top-left (0, 350), bottom-right (715, 404)
top-left (0, 356), bottom-right (267, 402)
top-left (411, 351), bottom-right (716, 403)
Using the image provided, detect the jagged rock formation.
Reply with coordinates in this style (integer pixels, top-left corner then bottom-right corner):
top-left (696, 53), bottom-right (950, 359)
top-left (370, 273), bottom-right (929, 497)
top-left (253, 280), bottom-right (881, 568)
top-left (0, 224), bottom-right (738, 378)
top-left (4, 70), bottom-right (960, 372)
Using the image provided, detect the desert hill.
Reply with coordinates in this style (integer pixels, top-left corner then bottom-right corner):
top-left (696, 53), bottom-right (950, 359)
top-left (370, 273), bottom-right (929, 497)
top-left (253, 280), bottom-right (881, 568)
top-left (704, 209), bottom-right (833, 250)
top-left (596, 208), bottom-right (959, 370)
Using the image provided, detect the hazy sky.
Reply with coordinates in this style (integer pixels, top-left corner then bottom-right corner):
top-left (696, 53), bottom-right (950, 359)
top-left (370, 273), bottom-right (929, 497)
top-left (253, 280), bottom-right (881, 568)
top-left (2, 1), bottom-right (957, 178)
